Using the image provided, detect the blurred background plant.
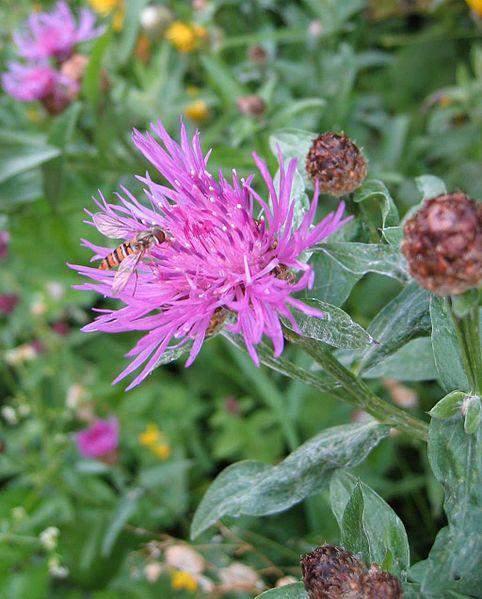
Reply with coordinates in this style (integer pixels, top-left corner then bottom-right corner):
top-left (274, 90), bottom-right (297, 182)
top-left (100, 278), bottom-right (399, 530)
top-left (0, 0), bottom-right (481, 597)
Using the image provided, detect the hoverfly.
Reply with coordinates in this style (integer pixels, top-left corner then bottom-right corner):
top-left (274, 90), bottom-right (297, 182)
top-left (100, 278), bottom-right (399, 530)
top-left (93, 213), bottom-right (166, 295)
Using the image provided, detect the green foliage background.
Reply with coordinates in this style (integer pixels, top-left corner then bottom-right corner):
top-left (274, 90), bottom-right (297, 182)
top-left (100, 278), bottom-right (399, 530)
top-left (0, 0), bottom-right (481, 597)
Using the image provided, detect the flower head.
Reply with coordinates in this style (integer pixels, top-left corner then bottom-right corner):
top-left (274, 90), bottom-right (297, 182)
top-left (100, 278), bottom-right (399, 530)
top-left (467, 0), bottom-right (482, 17)
top-left (171, 570), bottom-right (198, 592)
top-left (2, 63), bottom-right (59, 102)
top-left (165, 21), bottom-right (206, 53)
top-left (306, 132), bottom-right (367, 197)
top-left (184, 99), bottom-right (209, 123)
top-left (72, 122), bottom-right (349, 389)
top-left (13, 1), bottom-right (102, 62)
top-left (402, 192), bottom-right (482, 296)
top-left (88, 0), bottom-right (125, 31)
top-left (76, 417), bottom-right (119, 460)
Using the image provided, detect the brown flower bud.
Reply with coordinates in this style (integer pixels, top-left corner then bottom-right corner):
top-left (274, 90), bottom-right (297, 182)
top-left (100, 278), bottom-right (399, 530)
top-left (301, 545), bottom-right (403, 599)
top-left (248, 44), bottom-right (268, 65)
top-left (362, 565), bottom-right (403, 599)
top-left (305, 132), bottom-right (368, 196)
top-left (301, 545), bottom-right (366, 598)
top-left (402, 193), bottom-right (482, 296)
top-left (236, 95), bottom-right (266, 117)
top-left (60, 54), bottom-right (89, 93)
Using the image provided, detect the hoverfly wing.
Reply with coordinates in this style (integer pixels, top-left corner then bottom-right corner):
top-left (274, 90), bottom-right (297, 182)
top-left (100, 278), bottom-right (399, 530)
top-left (111, 252), bottom-right (142, 295)
top-left (93, 213), bottom-right (134, 239)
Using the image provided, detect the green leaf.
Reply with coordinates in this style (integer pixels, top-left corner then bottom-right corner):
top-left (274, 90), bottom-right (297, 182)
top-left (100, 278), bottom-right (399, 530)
top-left (42, 102), bottom-right (82, 204)
top-left (354, 179), bottom-right (400, 228)
top-left (0, 135), bottom-right (60, 185)
top-left (102, 488), bottom-right (143, 556)
top-left (269, 129), bottom-right (315, 185)
top-left (191, 421), bottom-right (389, 539)
top-left (286, 299), bottom-right (375, 350)
top-left (415, 175), bottom-right (447, 201)
top-left (82, 28), bottom-right (113, 109)
top-left (118, 0), bottom-right (149, 65)
top-left (363, 337), bottom-right (437, 381)
top-left (463, 395), bottom-right (481, 435)
top-left (339, 483), bottom-right (371, 563)
top-left (415, 410), bottom-right (482, 596)
top-left (314, 242), bottom-right (407, 281)
top-left (360, 283), bottom-right (432, 371)
top-left (271, 98), bottom-right (326, 129)
top-left (430, 296), bottom-right (469, 392)
top-left (274, 167), bottom-right (309, 230)
top-left (331, 471), bottom-right (410, 575)
top-left (308, 251), bottom-right (362, 306)
top-left (256, 583), bottom-right (307, 599)
top-left (429, 391), bottom-right (466, 419)
top-left (201, 55), bottom-right (246, 107)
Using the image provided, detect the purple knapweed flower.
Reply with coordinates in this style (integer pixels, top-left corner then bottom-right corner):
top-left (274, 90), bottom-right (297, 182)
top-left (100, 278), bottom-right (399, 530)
top-left (72, 122), bottom-right (349, 389)
top-left (13, 1), bottom-right (102, 62)
top-left (76, 417), bottom-right (119, 460)
top-left (2, 62), bottom-right (59, 102)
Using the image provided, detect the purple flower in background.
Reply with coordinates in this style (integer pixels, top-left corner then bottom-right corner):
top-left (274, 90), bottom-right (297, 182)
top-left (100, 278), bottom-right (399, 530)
top-left (72, 122), bottom-right (349, 389)
top-left (76, 418), bottom-right (119, 460)
top-left (0, 231), bottom-right (9, 260)
top-left (0, 294), bottom-right (19, 315)
top-left (13, 1), bottom-right (102, 62)
top-left (1, 62), bottom-right (59, 102)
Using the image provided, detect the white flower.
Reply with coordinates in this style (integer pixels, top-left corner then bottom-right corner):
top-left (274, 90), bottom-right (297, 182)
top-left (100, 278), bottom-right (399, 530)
top-left (144, 562), bottom-right (163, 583)
top-left (48, 556), bottom-right (69, 578)
top-left (1, 406), bottom-right (18, 425)
top-left (165, 544), bottom-right (205, 575)
top-left (219, 562), bottom-right (263, 591)
top-left (40, 527), bottom-right (59, 551)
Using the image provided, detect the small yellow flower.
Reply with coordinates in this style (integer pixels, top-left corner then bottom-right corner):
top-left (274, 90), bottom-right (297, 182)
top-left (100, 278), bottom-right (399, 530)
top-left (151, 443), bottom-right (171, 460)
top-left (467, 0), bottom-right (482, 16)
top-left (165, 21), bottom-right (206, 53)
top-left (88, 0), bottom-right (125, 31)
top-left (184, 100), bottom-right (209, 123)
top-left (138, 423), bottom-right (160, 447)
top-left (171, 570), bottom-right (198, 593)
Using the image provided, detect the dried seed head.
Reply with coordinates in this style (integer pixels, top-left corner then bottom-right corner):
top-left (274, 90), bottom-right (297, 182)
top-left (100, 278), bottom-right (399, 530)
top-left (60, 54), bottom-right (88, 90)
top-left (248, 44), bottom-right (268, 64)
top-left (363, 565), bottom-right (403, 598)
top-left (237, 95), bottom-right (266, 117)
top-left (300, 545), bottom-right (366, 599)
top-left (402, 192), bottom-right (482, 296)
top-left (306, 132), bottom-right (367, 196)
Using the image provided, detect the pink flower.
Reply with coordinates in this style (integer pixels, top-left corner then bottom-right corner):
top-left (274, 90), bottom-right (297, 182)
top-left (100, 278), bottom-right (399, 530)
top-left (76, 418), bottom-right (119, 460)
top-left (0, 294), bottom-right (19, 315)
top-left (2, 62), bottom-right (58, 102)
top-left (13, 1), bottom-right (103, 62)
top-left (0, 231), bottom-right (9, 260)
top-left (72, 122), bottom-right (349, 389)
top-left (2, 61), bottom-right (79, 111)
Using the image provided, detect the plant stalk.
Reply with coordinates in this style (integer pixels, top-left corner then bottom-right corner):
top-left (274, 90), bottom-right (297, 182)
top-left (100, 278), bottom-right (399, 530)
top-left (448, 295), bottom-right (482, 396)
top-left (283, 328), bottom-right (428, 442)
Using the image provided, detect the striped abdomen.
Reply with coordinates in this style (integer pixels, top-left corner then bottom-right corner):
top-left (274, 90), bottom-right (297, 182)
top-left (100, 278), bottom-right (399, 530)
top-left (100, 242), bottom-right (135, 270)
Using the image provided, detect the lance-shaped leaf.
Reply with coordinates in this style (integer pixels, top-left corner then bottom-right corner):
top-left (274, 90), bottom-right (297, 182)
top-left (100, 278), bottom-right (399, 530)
top-left (412, 409), bottom-right (482, 596)
top-left (308, 251), bottom-right (362, 306)
top-left (354, 179), bottom-right (399, 228)
top-left (331, 472), bottom-right (410, 575)
top-left (313, 242), bottom-right (407, 282)
top-left (360, 283), bottom-right (432, 371)
top-left (284, 299), bottom-right (375, 350)
top-left (191, 421), bottom-right (389, 539)
top-left (363, 337), bottom-right (437, 381)
top-left (430, 296), bottom-right (469, 392)
top-left (256, 584), bottom-right (307, 599)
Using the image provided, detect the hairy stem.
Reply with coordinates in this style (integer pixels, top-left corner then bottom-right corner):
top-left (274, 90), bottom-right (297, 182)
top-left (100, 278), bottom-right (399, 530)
top-left (448, 295), bottom-right (482, 396)
top-left (283, 328), bottom-right (428, 442)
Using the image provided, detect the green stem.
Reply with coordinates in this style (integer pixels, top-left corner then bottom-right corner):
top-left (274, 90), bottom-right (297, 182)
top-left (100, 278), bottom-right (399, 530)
top-left (283, 328), bottom-right (428, 442)
top-left (448, 296), bottom-right (482, 395)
